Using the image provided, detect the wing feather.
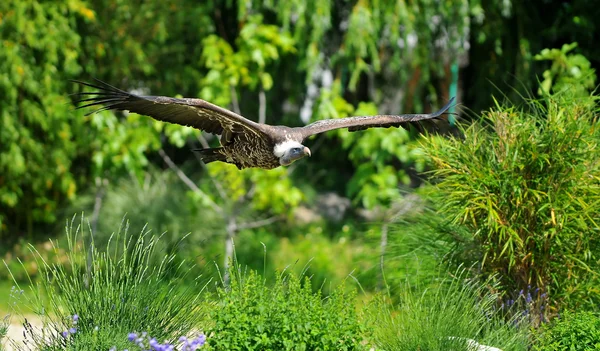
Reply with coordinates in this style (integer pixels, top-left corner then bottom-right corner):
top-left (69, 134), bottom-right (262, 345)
top-left (71, 79), bottom-right (266, 137)
top-left (297, 97), bottom-right (455, 138)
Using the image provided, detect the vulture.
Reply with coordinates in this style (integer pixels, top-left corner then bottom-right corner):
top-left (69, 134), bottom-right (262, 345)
top-left (72, 79), bottom-right (455, 170)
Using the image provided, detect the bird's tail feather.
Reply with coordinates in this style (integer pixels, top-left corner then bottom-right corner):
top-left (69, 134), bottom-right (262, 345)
top-left (194, 148), bottom-right (227, 164)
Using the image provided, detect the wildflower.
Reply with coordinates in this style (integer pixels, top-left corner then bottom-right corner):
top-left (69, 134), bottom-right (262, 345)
top-left (72, 314), bottom-right (79, 323)
top-left (128, 333), bottom-right (137, 342)
top-left (69, 327), bottom-right (77, 334)
top-left (109, 347), bottom-right (116, 351)
top-left (62, 331), bottom-right (68, 338)
top-left (149, 338), bottom-right (159, 348)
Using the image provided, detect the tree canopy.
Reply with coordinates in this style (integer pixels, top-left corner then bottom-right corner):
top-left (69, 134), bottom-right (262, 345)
top-left (1, 0), bottom-right (599, 243)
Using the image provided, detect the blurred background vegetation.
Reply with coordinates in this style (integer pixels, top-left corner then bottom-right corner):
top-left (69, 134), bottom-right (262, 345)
top-left (1, 0), bottom-right (600, 334)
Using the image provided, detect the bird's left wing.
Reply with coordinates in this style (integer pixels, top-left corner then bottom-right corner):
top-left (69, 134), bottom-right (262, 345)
top-left (297, 97), bottom-right (455, 139)
top-left (71, 79), bottom-right (267, 137)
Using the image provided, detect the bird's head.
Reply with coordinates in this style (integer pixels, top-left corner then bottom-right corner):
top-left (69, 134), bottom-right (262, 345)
top-left (274, 140), bottom-right (311, 166)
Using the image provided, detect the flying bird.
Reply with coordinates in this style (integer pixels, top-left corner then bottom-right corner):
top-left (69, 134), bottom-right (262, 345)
top-left (72, 79), bottom-right (455, 170)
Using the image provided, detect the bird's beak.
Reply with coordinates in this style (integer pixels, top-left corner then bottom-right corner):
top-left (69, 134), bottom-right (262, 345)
top-left (304, 147), bottom-right (311, 157)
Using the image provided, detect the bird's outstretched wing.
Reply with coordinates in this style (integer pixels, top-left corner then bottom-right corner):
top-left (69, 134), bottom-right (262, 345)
top-left (297, 97), bottom-right (456, 139)
top-left (71, 79), bottom-right (266, 137)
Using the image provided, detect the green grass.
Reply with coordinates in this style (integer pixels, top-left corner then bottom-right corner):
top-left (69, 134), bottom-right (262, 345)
top-left (369, 269), bottom-right (530, 351)
top-left (4, 216), bottom-right (209, 350)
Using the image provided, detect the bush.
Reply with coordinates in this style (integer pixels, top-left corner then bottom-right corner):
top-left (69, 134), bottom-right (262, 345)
top-left (420, 92), bottom-right (600, 312)
top-left (534, 311), bottom-right (600, 350)
top-left (4, 216), bottom-right (208, 350)
top-left (370, 270), bottom-right (529, 351)
top-left (205, 267), bottom-right (367, 351)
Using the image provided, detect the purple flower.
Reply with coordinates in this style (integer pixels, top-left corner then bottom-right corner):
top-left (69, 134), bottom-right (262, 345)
top-left (149, 338), bottom-right (159, 348)
top-left (72, 314), bottom-right (79, 323)
top-left (61, 331), bottom-right (68, 338)
top-left (69, 327), bottom-right (77, 334)
top-left (128, 332), bottom-right (137, 342)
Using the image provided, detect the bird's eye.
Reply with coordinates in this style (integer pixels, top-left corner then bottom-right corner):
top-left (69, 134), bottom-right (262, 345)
top-left (293, 147), bottom-right (301, 152)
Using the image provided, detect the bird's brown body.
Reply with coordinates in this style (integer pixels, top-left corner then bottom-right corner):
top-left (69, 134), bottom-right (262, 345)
top-left (72, 79), bottom-right (455, 169)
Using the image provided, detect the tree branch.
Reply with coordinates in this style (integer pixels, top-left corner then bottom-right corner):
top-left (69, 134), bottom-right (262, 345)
top-left (237, 216), bottom-right (280, 230)
top-left (258, 88), bottom-right (266, 124)
top-left (230, 85), bottom-right (241, 115)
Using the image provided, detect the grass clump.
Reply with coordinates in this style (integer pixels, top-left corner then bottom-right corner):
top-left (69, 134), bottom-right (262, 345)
top-left (370, 270), bottom-right (529, 351)
top-left (205, 266), bottom-right (367, 351)
top-left (5, 216), bottom-right (208, 350)
top-left (533, 310), bottom-right (600, 350)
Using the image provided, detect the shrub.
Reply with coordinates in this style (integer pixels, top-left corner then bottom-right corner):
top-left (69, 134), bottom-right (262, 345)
top-left (4, 216), bottom-right (208, 350)
top-left (420, 92), bottom-right (600, 312)
top-left (534, 311), bottom-right (600, 350)
top-left (370, 270), bottom-right (529, 351)
top-left (205, 267), bottom-right (367, 350)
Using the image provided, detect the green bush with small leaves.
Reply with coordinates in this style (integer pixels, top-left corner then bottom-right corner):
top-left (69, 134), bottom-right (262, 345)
top-left (205, 268), bottom-right (367, 351)
top-left (534, 311), bottom-right (600, 350)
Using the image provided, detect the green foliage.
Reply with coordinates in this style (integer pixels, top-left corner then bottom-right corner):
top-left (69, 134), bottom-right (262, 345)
top-left (4, 217), bottom-right (208, 350)
top-left (536, 42), bottom-right (597, 98)
top-left (370, 271), bottom-right (529, 351)
top-left (206, 268), bottom-right (367, 351)
top-left (0, 1), bottom-right (84, 234)
top-left (421, 93), bottom-right (600, 310)
top-left (534, 311), bottom-right (600, 351)
top-left (270, 229), bottom-right (366, 294)
top-left (205, 164), bottom-right (303, 216)
top-left (465, 0), bottom-right (600, 112)
top-left (314, 80), bottom-right (429, 209)
top-left (201, 15), bottom-right (295, 100)
top-left (69, 169), bottom-right (221, 252)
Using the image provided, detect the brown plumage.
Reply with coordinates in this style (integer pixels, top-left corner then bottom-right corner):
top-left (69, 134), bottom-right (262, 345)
top-left (72, 79), bottom-right (455, 169)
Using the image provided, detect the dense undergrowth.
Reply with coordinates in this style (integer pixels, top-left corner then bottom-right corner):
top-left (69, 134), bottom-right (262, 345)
top-left (2, 217), bottom-right (530, 351)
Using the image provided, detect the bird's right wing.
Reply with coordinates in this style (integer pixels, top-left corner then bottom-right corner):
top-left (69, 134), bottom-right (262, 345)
top-left (72, 79), bottom-right (267, 137)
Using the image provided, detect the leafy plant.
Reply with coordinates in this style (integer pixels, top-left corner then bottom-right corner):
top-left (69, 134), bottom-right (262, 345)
top-left (370, 270), bottom-right (529, 351)
top-left (206, 266), bottom-right (367, 351)
top-left (420, 91), bottom-right (600, 312)
top-left (0, 1), bottom-right (84, 237)
top-left (4, 216), bottom-right (208, 350)
top-left (534, 311), bottom-right (600, 350)
top-left (535, 42), bottom-right (597, 98)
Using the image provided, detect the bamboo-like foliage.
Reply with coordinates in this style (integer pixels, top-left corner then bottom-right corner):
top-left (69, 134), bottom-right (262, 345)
top-left (421, 94), bottom-right (600, 310)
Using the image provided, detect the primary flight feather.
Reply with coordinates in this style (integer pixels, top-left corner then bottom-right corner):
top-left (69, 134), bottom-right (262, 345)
top-left (72, 79), bottom-right (455, 170)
